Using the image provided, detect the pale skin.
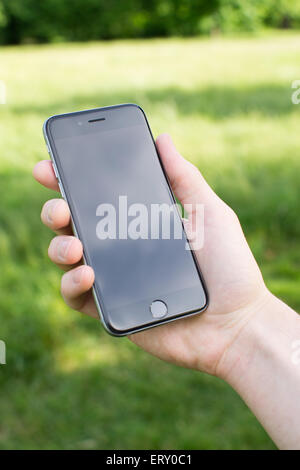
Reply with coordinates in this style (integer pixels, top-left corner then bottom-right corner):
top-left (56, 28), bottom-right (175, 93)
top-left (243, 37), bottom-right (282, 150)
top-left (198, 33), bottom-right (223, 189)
top-left (33, 133), bottom-right (300, 449)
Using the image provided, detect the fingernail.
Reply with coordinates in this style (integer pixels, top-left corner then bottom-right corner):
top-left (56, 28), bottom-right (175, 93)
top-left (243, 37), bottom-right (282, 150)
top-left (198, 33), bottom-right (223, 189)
top-left (72, 267), bottom-right (83, 284)
top-left (57, 238), bottom-right (72, 263)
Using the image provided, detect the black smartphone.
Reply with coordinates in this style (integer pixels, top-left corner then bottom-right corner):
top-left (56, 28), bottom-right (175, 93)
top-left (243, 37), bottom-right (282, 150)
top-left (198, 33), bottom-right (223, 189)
top-left (43, 104), bottom-right (207, 336)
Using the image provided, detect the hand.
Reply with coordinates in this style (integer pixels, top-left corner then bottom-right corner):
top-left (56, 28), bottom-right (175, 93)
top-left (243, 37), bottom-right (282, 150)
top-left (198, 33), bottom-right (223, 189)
top-left (33, 134), bottom-right (270, 376)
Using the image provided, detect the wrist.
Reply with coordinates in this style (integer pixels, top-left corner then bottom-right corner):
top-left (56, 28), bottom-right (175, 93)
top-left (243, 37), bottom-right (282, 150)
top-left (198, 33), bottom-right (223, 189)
top-left (216, 291), bottom-right (299, 385)
top-left (215, 292), bottom-right (300, 449)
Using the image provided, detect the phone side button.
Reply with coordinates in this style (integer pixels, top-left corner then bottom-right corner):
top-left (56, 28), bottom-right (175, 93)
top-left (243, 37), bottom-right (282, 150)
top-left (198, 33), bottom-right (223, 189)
top-left (51, 161), bottom-right (59, 180)
top-left (58, 181), bottom-right (66, 200)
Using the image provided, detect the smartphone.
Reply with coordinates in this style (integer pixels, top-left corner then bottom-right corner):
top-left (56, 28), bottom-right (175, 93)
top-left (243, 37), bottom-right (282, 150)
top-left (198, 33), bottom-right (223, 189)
top-left (43, 104), bottom-right (207, 336)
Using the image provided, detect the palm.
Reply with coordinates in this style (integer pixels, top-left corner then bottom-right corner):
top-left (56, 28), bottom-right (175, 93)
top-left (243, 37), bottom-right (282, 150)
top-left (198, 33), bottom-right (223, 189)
top-left (130, 195), bottom-right (266, 374)
top-left (34, 133), bottom-right (267, 375)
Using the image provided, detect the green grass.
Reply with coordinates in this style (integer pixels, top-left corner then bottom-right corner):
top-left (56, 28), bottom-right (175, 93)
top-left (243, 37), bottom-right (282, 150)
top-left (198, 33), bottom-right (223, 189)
top-left (1, 33), bottom-right (300, 450)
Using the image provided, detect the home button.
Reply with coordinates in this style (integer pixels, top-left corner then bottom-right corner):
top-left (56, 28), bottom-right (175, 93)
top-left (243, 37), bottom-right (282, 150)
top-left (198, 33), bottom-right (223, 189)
top-left (150, 300), bottom-right (168, 318)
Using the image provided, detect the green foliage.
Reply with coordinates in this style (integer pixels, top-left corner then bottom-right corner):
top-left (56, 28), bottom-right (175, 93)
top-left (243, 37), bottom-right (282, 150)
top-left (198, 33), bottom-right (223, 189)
top-left (0, 0), bottom-right (218, 44)
top-left (263, 0), bottom-right (300, 29)
top-left (0, 33), bottom-right (299, 449)
top-left (199, 0), bottom-right (300, 34)
top-left (1, 0), bottom-right (300, 45)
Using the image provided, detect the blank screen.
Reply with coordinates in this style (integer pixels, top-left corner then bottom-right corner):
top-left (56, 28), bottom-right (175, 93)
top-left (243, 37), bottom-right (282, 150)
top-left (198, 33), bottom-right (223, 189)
top-left (49, 105), bottom-right (206, 332)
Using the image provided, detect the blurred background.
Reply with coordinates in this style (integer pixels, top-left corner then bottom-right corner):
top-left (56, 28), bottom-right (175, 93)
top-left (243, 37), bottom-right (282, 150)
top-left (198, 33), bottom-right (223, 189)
top-left (0, 0), bottom-right (300, 450)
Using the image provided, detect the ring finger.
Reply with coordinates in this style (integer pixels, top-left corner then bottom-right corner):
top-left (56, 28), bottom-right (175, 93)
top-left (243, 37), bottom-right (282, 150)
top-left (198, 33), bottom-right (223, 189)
top-left (41, 198), bottom-right (72, 235)
top-left (48, 235), bottom-right (83, 270)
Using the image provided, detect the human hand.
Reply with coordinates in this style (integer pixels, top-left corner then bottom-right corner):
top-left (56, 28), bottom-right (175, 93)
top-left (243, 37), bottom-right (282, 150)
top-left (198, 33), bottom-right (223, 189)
top-left (33, 134), bottom-right (270, 376)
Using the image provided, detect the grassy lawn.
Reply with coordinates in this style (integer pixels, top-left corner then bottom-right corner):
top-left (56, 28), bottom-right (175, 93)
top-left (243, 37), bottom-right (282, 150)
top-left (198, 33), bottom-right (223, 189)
top-left (1, 32), bottom-right (300, 449)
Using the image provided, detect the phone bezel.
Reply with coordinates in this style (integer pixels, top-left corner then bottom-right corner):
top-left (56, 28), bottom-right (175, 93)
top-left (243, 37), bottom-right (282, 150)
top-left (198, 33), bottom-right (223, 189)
top-left (43, 103), bottom-right (208, 336)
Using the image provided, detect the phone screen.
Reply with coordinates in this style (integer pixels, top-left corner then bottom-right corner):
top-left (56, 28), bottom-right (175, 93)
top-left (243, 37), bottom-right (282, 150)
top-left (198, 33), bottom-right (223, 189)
top-left (46, 105), bottom-right (206, 334)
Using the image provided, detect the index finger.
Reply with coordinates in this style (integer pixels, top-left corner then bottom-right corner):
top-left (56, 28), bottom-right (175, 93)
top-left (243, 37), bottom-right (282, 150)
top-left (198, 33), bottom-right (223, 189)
top-left (33, 160), bottom-right (59, 192)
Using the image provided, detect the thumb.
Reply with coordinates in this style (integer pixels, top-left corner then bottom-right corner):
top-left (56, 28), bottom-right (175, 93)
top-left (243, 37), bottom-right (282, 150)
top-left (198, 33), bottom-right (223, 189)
top-left (156, 133), bottom-right (217, 207)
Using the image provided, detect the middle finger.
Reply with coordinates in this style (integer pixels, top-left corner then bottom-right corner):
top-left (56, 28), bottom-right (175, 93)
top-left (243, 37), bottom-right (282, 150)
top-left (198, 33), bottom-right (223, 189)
top-left (41, 198), bottom-right (72, 234)
top-left (48, 235), bottom-right (83, 268)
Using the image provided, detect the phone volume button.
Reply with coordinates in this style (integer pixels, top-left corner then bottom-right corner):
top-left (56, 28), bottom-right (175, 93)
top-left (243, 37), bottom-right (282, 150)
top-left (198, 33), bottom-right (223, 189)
top-left (51, 162), bottom-right (59, 180)
top-left (58, 181), bottom-right (66, 199)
